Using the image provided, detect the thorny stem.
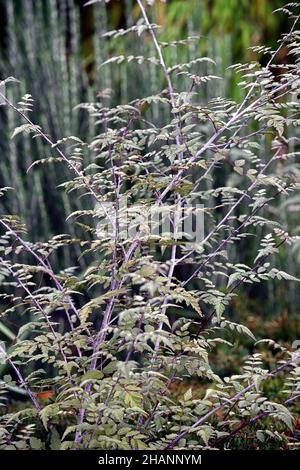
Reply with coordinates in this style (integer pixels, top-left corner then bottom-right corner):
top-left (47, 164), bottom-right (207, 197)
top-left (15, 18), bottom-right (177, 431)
top-left (0, 257), bottom-right (83, 372)
top-left (1, 3), bottom-right (299, 449)
top-left (0, 88), bottom-right (116, 236)
top-left (213, 393), bottom-right (300, 448)
top-left (0, 218), bottom-right (89, 338)
top-left (74, 2), bottom-right (186, 443)
top-left (195, 236), bottom-right (288, 335)
top-left (0, 343), bottom-right (41, 413)
top-left (156, 74), bottom-right (300, 204)
top-left (182, 147), bottom-right (282, 286)
top-left (165, 350), bottom-right (300, 449)
top-left (233, 13), bottom-right (300, 117)
top-left (137, 0), bottom-right (184, 346)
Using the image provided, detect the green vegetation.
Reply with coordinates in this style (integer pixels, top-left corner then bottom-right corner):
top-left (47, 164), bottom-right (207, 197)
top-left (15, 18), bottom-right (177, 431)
top-left (0, 0), bottom-right (300, 451)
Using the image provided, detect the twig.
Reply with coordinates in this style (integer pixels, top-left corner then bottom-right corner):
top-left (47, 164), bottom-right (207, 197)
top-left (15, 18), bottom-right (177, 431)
top-left (165, 351), bottom-right (300, 449)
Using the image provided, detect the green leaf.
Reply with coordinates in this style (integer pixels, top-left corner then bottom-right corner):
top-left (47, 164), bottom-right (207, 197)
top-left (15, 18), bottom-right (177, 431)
top-left (11, 124), bottom-right (40, 139)
top-left (81, 370), bottom-right (104, 382)
top-left (0, 321), bottom-right (16, 341)
top-left (183, 388), bottom-right (193, 401)
top-left (30, 437), bottom-right (44, 450)
top-left (40, 404), bottom-right (59, 430)
top-left (50, 428), bottom-right (61, 450)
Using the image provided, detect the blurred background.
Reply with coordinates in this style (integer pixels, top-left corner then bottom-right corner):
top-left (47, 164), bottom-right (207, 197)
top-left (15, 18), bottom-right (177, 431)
top-left (0, 0), bottom-right (299, 377)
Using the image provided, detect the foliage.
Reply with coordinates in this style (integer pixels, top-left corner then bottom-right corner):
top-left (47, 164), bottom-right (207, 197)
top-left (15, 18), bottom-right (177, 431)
top-left (0, 0), bottom-right (300, 450)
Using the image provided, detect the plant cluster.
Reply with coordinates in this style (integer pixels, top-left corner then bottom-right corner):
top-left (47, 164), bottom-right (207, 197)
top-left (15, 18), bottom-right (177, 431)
top-left (0, 1), bottom-right (300, 450)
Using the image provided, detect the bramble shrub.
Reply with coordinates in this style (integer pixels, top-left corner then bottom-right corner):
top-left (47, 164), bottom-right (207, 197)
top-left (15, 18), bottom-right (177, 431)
top-left (0, 1), bottom-right (300, 450)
